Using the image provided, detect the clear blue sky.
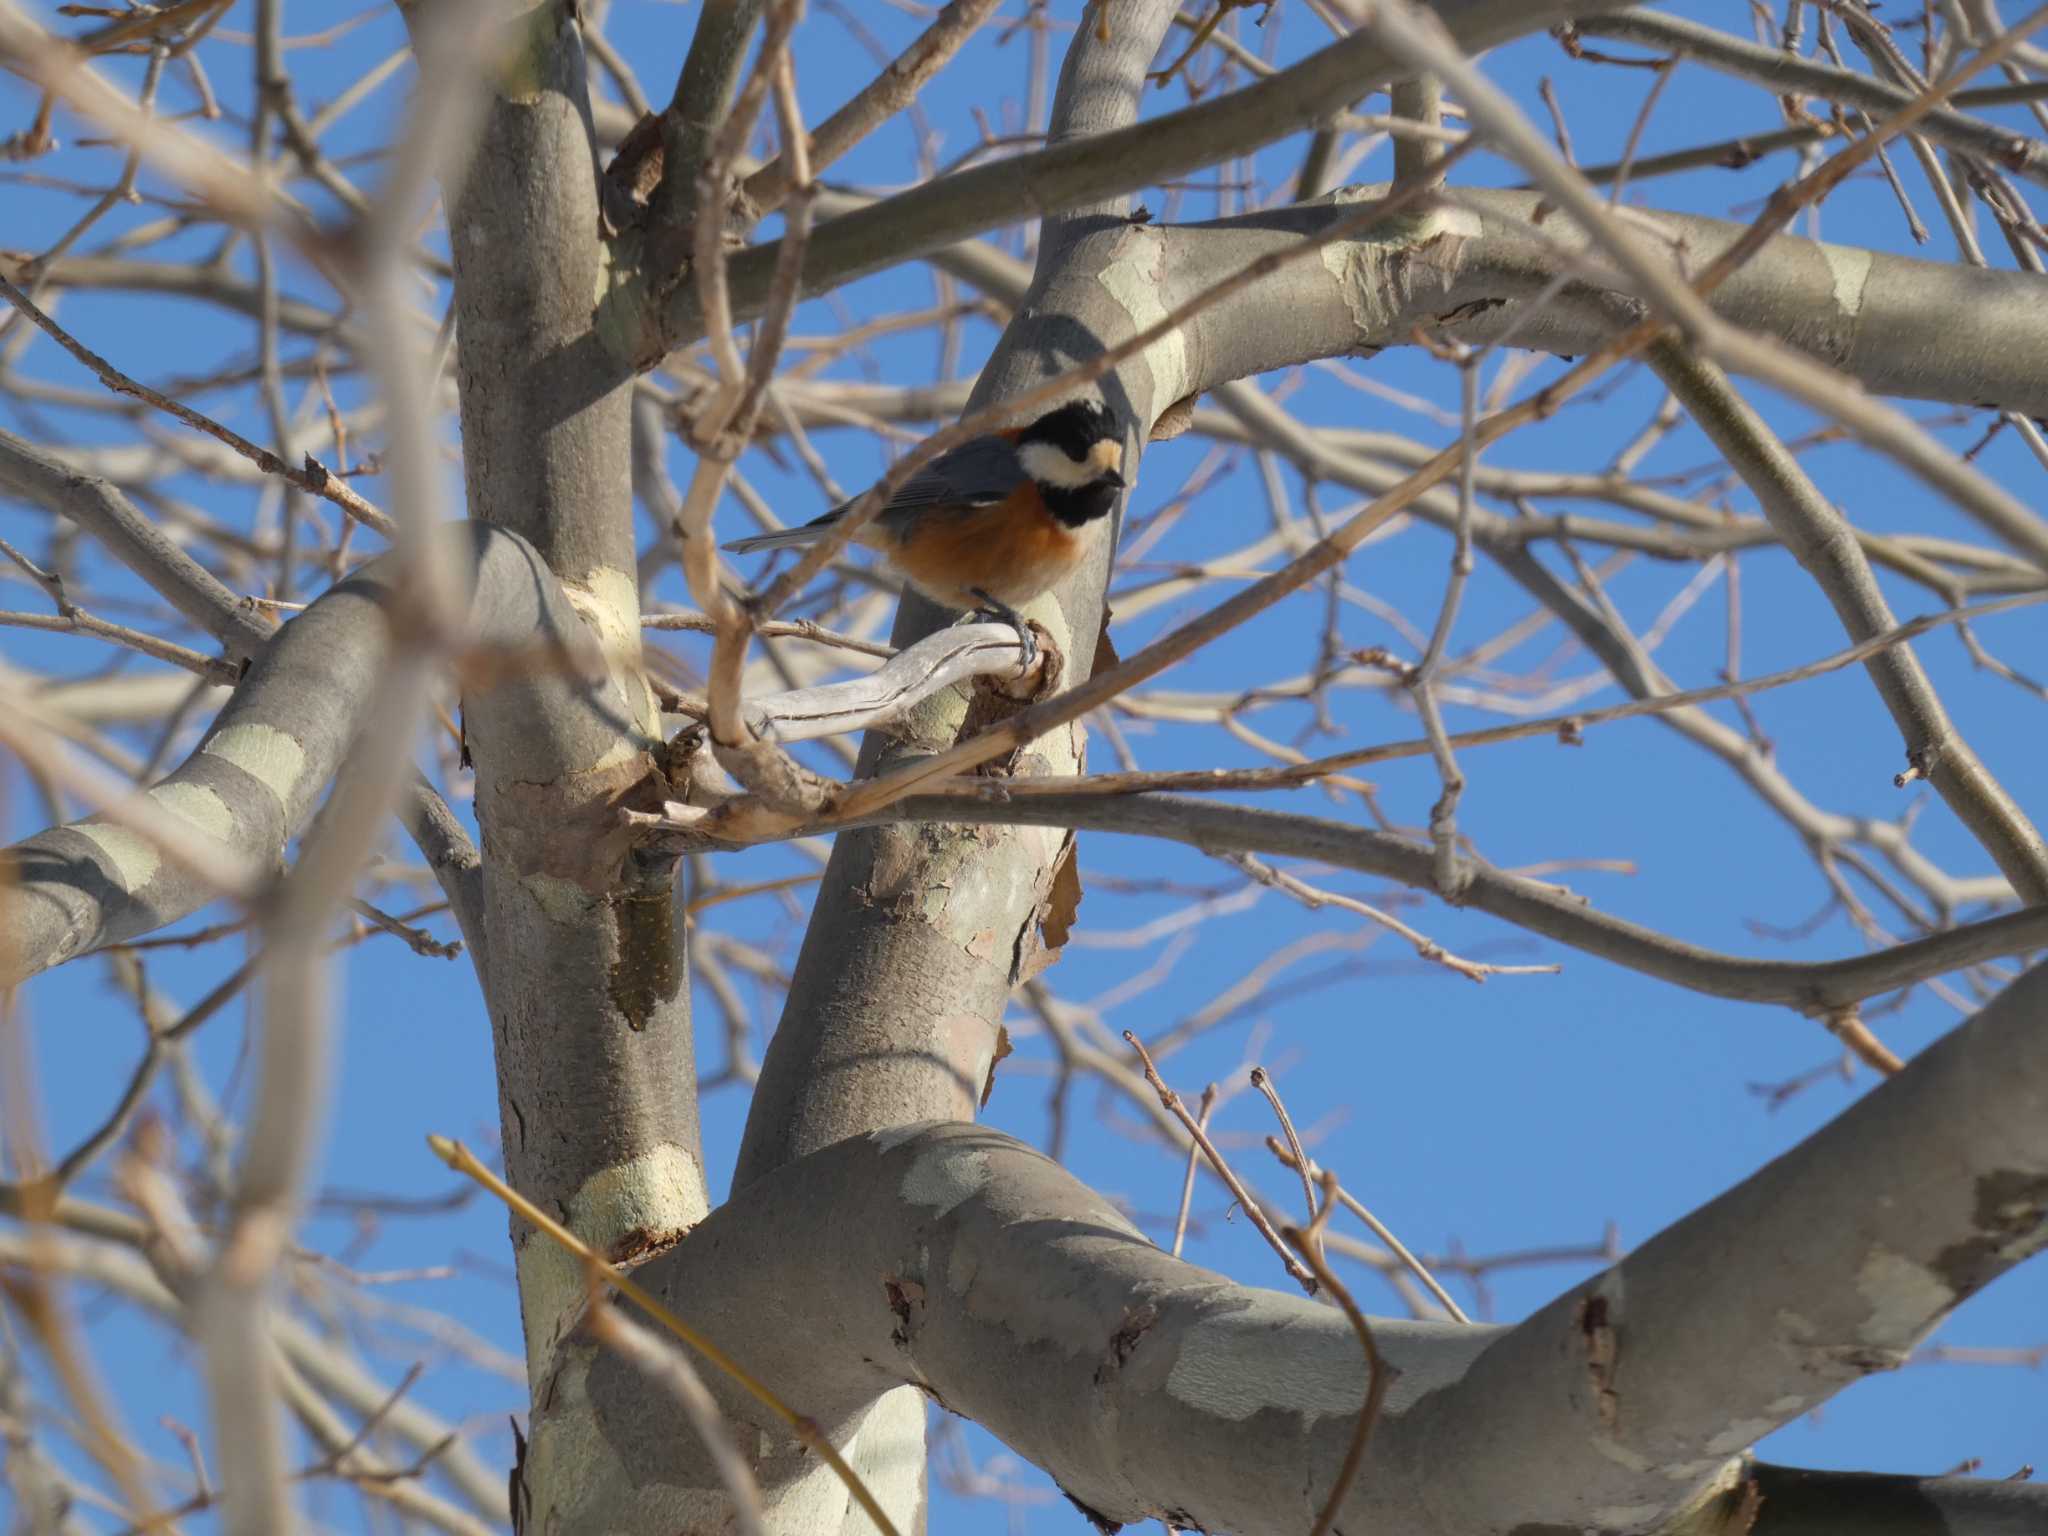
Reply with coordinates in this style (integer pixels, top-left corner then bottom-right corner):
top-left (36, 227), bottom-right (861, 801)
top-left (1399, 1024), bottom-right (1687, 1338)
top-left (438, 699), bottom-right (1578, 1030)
top-left (4, 2), bottom-right (2044, 1530)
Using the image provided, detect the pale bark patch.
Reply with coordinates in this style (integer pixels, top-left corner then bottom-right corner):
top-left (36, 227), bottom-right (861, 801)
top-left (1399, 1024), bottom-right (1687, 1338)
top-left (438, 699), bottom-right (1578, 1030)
top-left (203, 722), bottom-right (307, 807)
top-left (1819, 241), bottom-right (1873, 319)
top-left (1098, 226), bottom-right (1189, 413)
top-left (151, 780), bottom-right (235, 840)
top-left (1853, 1246), bottom-right (1952, 1350)
top-left (840, 1387), bottom-right (927, 1535)
top-left (517, 1141), bottom-right (706, 1381)
top-left (899, 1140), bottom-right (994, 1222)
top-left (79, 780), bottom-right (239, 891)
top-left (1703, 1419), bottom-right (1778, 1457)
top-left (1318, 188), bottom-right (1480, 338)
top-left (560, 565), bottom-right (660, 739)
top-left (1165, 1290), bottom-right (1366, 1423)
top-left (73, 822), bottom-right (159, 892)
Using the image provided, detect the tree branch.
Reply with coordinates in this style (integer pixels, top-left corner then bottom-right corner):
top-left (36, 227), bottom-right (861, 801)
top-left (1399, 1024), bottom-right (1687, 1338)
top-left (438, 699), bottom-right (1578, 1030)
top-left (630, 0), bottom-right (1648, 367)
top-left (646, 0), bottom-right (764, 273)
top-left (1573, 7), bottom-right (2048, 187)
top-left (0, 426), bottom-right (275, 663)
top-left (725, 0), bottom-right (1186, 1197)
top-left (740, 0), bottom-right (1002, 219)
top-left (1648, 339), bottom-right (2048, 902)
top-left (793, 790), bottom-right (2048, 1013)
top-left (1748, 1462), bottom-right (2048, 1536)
top-left (812, 182), bottom-right (2048, 416)
top-left (435, 0), bottom-right (707, 1416)
top-left (667, 623), bottom-right (1040, 745)
top-left (533, 949), bottom-right (2048, 1534)
top-left (1401, 958), bottom-right (2048, 1532)
top-left (0, 525), bottom-right (579, 986)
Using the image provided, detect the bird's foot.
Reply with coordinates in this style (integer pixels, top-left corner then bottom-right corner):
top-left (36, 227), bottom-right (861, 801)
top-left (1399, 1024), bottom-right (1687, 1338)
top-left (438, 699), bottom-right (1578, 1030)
top-left (967, 589), bottom-right (1038, 673)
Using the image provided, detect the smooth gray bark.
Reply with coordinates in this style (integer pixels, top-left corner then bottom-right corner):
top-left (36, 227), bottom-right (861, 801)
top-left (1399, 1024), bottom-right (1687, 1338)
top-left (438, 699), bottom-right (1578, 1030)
top-left (0, 528), bottom-right (443, 984)
top-left (510, 951), bottom-right (2048, 1533)
top-left (1163, 186), bottom-right (2048, 418)
top-left (0, 524), bottom-right (656, 997)
top-left (542, 0), bottom-right (1652, 423)
top-left (814, 180), bottom-right (2048, 416)
top-left (6, 3), bottom-right (2046, 1531)
top-left (1748, 1464), bottom-right (2048, 1536)
top-left (728, 0), bottom-right (1186, 1190)
top-left (1397, 957), bottom-right (2048, 1533)
top-left (439, 1), bottom-right (708, 1393)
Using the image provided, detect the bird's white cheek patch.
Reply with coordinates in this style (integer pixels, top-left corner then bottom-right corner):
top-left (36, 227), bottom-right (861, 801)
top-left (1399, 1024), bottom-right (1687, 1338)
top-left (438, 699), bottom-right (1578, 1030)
top-left (1020, 439), bottom-right (1088, 487)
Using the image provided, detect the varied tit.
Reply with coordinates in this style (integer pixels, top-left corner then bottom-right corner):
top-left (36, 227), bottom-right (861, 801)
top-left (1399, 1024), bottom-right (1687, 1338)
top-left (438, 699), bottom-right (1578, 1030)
top-left (721, 398), bottom-right (1127, 667)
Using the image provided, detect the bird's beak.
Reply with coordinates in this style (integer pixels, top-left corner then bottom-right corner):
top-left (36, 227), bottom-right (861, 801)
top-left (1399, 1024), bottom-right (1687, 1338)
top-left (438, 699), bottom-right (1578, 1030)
top-left (1102, 470), bottom-right (1127, 490)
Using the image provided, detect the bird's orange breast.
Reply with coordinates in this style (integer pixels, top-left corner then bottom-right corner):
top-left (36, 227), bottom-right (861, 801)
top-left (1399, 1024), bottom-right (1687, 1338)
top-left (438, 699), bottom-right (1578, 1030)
top-left (884, 493), bottom-right (1084, 610)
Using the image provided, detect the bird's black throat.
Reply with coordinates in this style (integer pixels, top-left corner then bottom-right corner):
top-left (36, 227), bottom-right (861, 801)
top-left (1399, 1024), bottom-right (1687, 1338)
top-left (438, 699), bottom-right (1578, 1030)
top-left (1041, 478), bottom-right (1120, 528)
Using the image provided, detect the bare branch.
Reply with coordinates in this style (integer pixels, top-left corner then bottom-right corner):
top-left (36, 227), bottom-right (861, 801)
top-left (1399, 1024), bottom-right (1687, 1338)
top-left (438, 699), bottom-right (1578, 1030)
top-left (0, 275), bottom-right (394, 538)
top-left (817, 791), bottom-right (2048, 1012)
top-left (670, 622), bottom-right (1044, 746)
top-left (1649, 338), bottom-right (2048, 901)
top-left (0, 427), bottom-right (276, 661)
top-left (1575, 7), bottom-right (2048, 186)
top-left (741, 0), bottom-right (1003, 218)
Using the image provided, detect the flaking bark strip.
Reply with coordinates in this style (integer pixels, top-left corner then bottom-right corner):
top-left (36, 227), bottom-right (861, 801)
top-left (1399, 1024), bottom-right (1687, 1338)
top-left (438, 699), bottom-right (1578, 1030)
top-left (1094, 1301), bottom-right (1160, 1387)
top-left (1578, 1292), bottom-right (1620, 1429)
top-left (498, 750), bottom-right (672, 894)
top-left (608, 1222), bottom-right (689, 1268)
top-left (1934, 1169), bottom-right (2048, 1297)
top-left (884, 1274), bottom-right (927, 1348)
top-left (608, 859), bottom-right (680, 1031)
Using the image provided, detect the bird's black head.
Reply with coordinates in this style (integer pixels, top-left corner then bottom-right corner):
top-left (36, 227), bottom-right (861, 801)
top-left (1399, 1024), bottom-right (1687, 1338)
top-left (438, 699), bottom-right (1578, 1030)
top-left (1019, 399), bottom-right (1117, 459)
top-left (1016, 399), bottom-right (1126, 528)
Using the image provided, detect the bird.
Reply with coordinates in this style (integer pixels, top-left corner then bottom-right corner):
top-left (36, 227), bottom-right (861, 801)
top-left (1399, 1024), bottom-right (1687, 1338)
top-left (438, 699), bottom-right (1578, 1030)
top-left (720, 398), bottom-right (1127, 668)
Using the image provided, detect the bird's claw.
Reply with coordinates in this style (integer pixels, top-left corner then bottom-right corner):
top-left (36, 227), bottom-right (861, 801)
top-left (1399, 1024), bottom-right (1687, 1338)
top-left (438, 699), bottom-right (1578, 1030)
top-left (967, 589), bottom-right (1037, 674)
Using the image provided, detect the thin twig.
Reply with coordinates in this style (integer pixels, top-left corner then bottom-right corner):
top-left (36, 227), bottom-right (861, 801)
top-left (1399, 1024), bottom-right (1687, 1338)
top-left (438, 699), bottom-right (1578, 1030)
top-left (1283, 1173), bottom-right (1392, 1536)
top-left (1819, 1005), bottom-right (1906, 1074)
top-left (1268, 1139), bottom-right (1471, 1325)
top-left (297, 1363), bottom-right (424, 1477)
top-left (1250, 1066), bottom-right (1319, 1248)
top-left (0, 272), bottom-right (396, 537)
top-left (1170, 1083), bottom-right (1217, 1259)
top-left (674, 0), bottom-right (819, 772)
top-left (742, 0), bottom-right (1002, 216)
top-left (914, 590), bottom-right (2047, 801)
top-left (643, 611), bottom-right (896, 660)
top-left (1120, 1031), bottom-right (1318, 1294)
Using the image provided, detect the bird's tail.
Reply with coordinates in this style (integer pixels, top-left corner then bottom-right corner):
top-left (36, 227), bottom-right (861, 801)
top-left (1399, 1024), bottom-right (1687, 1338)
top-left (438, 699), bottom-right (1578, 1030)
top-left (721, 511), bottom-right (840, 555)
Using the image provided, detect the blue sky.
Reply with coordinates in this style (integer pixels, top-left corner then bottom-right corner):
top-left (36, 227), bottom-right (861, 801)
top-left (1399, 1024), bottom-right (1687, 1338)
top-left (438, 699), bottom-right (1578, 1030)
top-left (4, 1), bottom-right (2045, 1530)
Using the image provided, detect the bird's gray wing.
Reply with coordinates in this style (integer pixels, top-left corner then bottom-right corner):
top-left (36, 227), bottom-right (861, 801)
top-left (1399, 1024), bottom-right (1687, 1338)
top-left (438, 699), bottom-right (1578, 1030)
top-left (855, 434), bottom-right (1025, 532)
top-left (726, 435), bottom-right (1024, 555)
